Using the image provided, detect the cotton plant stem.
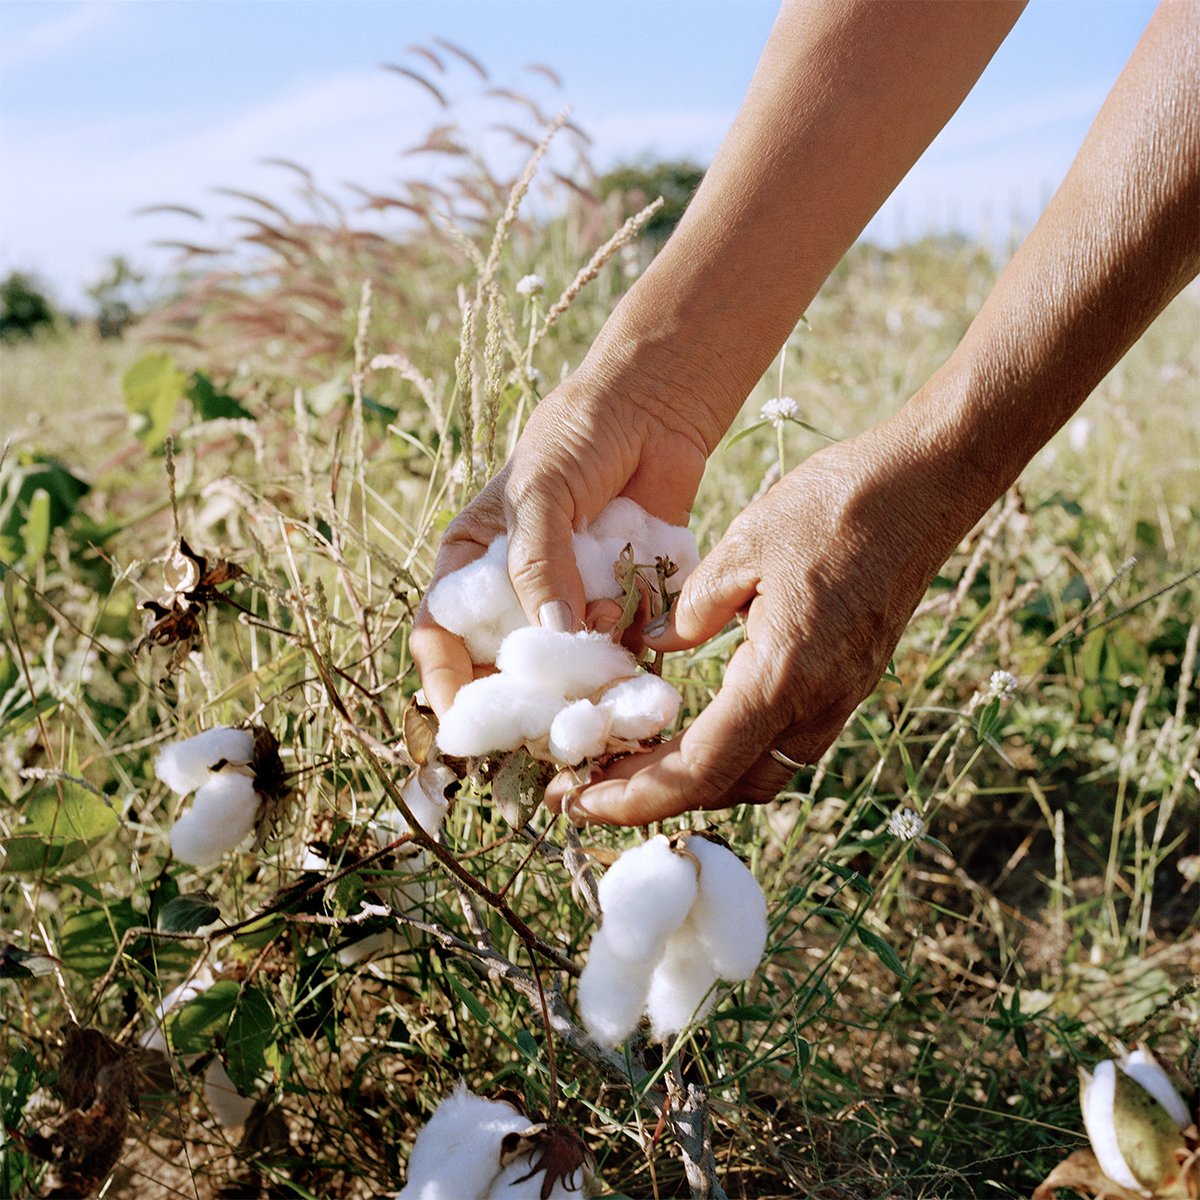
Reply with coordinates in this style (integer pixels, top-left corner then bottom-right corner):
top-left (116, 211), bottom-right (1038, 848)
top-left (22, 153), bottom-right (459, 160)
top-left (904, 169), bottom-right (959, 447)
top-left (666, 1060), bottom-right (729, 1200)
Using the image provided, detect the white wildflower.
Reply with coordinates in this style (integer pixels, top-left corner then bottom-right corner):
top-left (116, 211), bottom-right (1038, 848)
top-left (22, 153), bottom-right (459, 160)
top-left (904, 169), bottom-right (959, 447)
top-left (759, 396), bottom-right (799, 429)
top-left (524, 365), bottom-right (544, 387)
top-left (987, 670), bottom-right (1018, 702)
top-left (515, 273), bottom-right (544, 297)
top-left (887, 808), bottom-right (926, 843)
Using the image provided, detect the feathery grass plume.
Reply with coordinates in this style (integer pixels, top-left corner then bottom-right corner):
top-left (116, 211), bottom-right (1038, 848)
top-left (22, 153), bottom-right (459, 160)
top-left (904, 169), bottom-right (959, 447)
top-left (482, 287), bottom-right (505, 474)
top-left (480, 107), bottom-right (570, 288)
top-left (369, 350), bottom-right (443, 429)
top-left (454, 298), bottom-right (477, 490)
top-left (535, 195), bottom-right (665, 346)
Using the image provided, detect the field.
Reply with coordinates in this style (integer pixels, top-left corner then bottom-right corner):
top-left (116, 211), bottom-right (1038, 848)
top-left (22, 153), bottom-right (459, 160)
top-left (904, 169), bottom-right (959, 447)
top-left (1, 83), bottom-right (1198, 1200)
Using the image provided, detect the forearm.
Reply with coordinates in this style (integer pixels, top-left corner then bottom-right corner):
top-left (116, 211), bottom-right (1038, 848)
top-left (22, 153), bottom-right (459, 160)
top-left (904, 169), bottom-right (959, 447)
top-left (901, 0), bottom-right (1200, 527)
top-left (579, 0), bottom-right (1026, 449)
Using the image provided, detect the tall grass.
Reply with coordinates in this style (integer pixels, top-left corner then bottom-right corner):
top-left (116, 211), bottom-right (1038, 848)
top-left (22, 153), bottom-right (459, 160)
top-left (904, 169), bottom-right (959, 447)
top-left (1, 46), bottom-right (1197, 1200)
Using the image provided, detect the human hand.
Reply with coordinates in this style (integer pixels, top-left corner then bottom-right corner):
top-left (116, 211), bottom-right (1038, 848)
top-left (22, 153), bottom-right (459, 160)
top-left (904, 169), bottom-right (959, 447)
top-left (546, 414), bottom-right (982, 825)
top-left (411, 368), bottom-right (714, 716)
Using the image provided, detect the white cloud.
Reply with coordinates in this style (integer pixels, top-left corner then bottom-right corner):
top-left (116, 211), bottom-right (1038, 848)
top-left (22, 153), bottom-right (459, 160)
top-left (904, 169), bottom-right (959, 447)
top-left (0, 1), bottom-right (121, 76)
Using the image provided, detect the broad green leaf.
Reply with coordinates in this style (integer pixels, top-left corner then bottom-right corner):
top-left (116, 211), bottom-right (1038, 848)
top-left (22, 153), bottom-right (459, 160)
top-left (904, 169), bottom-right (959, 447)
top-left (225, 984), bottom-right (275, 1091)
top-left (1, 834), bottom-right (89, 874)
top-left (169, 979), bottom-right (240, 1054)
top-left (157, 892), bottom-right (221, 933)
top-left (188, 372), bottom-right (252, 421)
top-left (24, 782), bottom-right (117, 843)
top-left (123, 351), bottom-right (186, 448)
top-left (59, 900), bottom-right (140, 976)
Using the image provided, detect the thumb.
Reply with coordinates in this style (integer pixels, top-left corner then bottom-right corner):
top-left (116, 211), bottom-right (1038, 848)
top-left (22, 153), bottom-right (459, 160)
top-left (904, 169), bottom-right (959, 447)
top-left (504, 478), bottom-right (587, 631)
top-left (646, 538), bottom-right (758, 651)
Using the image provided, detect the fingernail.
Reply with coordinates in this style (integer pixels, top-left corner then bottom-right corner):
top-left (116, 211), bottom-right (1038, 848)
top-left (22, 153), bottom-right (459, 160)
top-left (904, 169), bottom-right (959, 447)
top-left (643, 612), bottom-right (669, 638)
top-left (538, 601), bottom-right (574, 632)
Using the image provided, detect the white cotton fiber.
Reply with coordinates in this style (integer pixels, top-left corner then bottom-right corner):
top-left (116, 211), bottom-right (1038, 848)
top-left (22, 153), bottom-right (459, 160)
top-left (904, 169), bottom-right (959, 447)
top-left (601, 674), bottom-right (681, 741)
top-left (203, 1058), bottom-right (256, 1128)
top-left (436, 674), bottom-right (565, 758)
top-left (496, 627), bottom-right (636, 700)
top-left (170, 771), bottom-right (261, 867)
top-left (645, 922), bottom-right (720, 1042)
top-left (400, 762), bottom-right (456, 835)
top-left (596, 835), bottom-right (698, 964)
top-left (336, 929), bottom-right (399, 967)
top-left (576, 928), bottom-right (655, 1048)
top-left (586, 498), bottom-right (699, 595)
top-left (397, 1081), bottom-right (529, 1200)
top-left (548, 700), bottom-right (612, 766)
top-left (426, 536), bottom-right (529, 664)
top-left (681, 833), bottom-right (768, 981)
top-left (155, 726), bottom-right (255, 796)
top-left (572, 531), bottom-right (634, 601)
top-left (587, 497), bottom-right (653, 548)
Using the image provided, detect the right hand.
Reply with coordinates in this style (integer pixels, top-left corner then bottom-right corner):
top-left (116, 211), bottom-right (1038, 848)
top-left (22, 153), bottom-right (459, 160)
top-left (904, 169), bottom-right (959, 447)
top-left (411, 367), bottom-right (714, 716)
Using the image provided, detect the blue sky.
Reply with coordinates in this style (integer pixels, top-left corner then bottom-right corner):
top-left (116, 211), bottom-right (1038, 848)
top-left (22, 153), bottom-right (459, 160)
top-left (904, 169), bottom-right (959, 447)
top-left (0, 0), bottom-right (1161, 309)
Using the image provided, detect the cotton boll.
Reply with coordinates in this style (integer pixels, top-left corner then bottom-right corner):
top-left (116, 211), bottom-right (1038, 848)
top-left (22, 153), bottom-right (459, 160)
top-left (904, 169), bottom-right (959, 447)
top-left (587, 497), bottom-right (653, 549)
top-left (483, 1156), bottom-right (578, 1200)
top-left (426, 537), bottom-right (528, 664)
top-left (496, 627), bottom-right (636, 700)
top-left (680, 833), bottom-right (768, 981)
top-left (645, 923), bottom-right (720, 1042)
top-left (601, 674), bottom-right (681, 741)
top-left (548, 700), bottom-right (612, 766)
top-left (203, 1058), bottom-right (256, 1129)
top-left (1121, 1048), bottom-right (1192, 1129)
top-left (436, 674), bottom-right (566, 758)
top-left (572, 532), bottom-right (634, 602)
top-left (400, 762), bottom-right (456, 835)
top-left (596, 835), bottom-right (698, 963)
top-left (397, 1081), bottom-right (530, 1200)
top-left (170, 771), bottom-right (261, 867)
top-left (337, 929), bottom-right (399, 967)
top-left (577, 928), bottom-right (655, 1048)
top-left (155, 726), bottom-right (255, 795)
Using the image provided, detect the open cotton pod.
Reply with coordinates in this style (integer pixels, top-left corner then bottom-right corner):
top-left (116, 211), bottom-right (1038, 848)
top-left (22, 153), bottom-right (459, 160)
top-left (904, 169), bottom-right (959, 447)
top-left (1080, 1050), bottom-right (1191, 1197)
top-left (155, 726), bottom-right (254, 796)
top-left (396, 1082), bottom-right (596, 1200)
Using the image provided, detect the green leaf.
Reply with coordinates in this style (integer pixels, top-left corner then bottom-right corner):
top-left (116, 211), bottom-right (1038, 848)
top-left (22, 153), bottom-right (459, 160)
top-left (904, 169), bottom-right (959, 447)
top-left (824, 862), bottom-right (873, 896)
top-left (0, 834), bottom-right (89, 874)
top-left (157, 892), bottom-right (221, 933)
top-left (447, 970), bottom-right (492, 1025)
top-left (24, 782), bottom-right (117, 843)
top-left (19, 488), bottom-right (50, 563)
top-left (187, 372), bottom-right (252, 421)
top-left (856, 927), bottom-right (908, 981)
top-left (59, 900), bottom-right (140, 976)
top-left (723, 419), bottom-right (770, 451)
top-left (169, 979), bottom-right (240, 1054)
top-left (123, 351), bottom-right (186, 448)
top-left (715, 1004), bottom-right (774, 1022)
top-left (225, 984), bottom-right (275, 1091)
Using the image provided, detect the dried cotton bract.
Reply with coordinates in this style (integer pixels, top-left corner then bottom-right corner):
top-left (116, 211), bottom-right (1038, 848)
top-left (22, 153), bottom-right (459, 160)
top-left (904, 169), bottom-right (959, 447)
top-left (578, 833), bottom-right (768, 1047)
top-left (156, 727), bottom-right (262, 867)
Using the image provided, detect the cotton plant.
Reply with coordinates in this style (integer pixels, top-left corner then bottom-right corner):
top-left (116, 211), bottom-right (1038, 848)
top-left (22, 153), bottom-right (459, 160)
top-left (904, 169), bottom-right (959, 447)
top-left (577, 833), bottom-right (769, 1048)
top-left (140, 965), bottom-right (257, 1130)
top-left (396, 1082), bottom-right (594, 1199)
top-left (427, 498), bottom-right (696, 765)
top-left (1034, 1046), bottom-right (1198, 1199)
top-left (155, 725), bottom-right (283, 867)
